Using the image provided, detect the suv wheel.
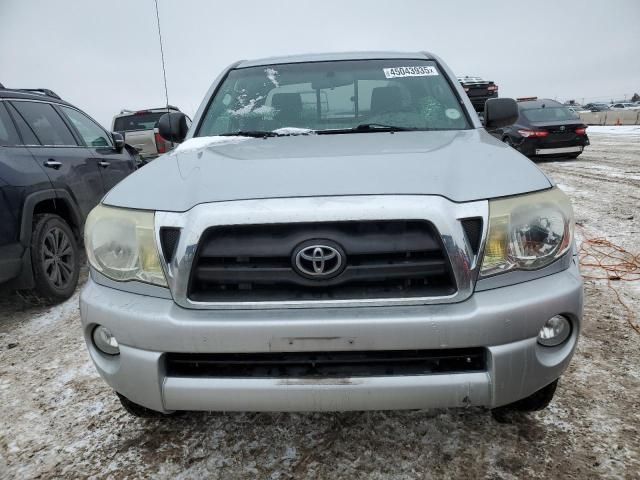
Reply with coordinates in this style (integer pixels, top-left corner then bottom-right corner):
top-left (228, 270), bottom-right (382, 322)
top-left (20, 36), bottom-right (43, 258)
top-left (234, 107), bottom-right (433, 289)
top-left (491, 379), bottom-right (559, 421)
top-left (117, 393), bottom-right (180, 418)
top-left (30, 214), bottom-right (79, 302)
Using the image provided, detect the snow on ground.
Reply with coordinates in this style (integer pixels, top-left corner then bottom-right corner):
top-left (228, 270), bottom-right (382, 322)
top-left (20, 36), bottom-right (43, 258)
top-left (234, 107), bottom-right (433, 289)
top-left (587, 125), bottom-right (640, 135)
top-left (0, 134), bottom-right (639, 479)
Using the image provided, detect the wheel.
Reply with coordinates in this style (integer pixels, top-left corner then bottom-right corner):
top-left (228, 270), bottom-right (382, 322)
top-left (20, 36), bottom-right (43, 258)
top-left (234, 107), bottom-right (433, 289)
top-left (30, 214), bottom-right (79, 303)
top-left (503, 136), bottom-right (514, 148)
top-left (116, 393), bottom-right (180, 418)
top-left (491, 379), bottom-right (559, 421)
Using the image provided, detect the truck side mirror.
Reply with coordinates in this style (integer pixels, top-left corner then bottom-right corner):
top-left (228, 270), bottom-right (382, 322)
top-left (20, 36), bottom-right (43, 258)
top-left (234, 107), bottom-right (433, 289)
top-left (158, 112), bottom-right (189, 143)
top-left (112, 132), bottom-right (125, 151)
top-left (484, 98), bottom-right (518, 128)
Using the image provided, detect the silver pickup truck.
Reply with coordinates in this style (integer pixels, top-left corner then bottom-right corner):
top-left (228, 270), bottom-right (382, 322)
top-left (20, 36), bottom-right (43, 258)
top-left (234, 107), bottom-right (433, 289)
top-left (81, 51), bottom-right (582, 419)
top-left (111, 106), bottom-right (182, 160)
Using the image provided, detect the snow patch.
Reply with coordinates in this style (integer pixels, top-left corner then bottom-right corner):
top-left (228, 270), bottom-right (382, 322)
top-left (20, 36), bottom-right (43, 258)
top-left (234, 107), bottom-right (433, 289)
top-left (273, 127), bottom-right (315, 135)
top-left (556, 183), bottom-right (575, 193)
top-left (265, 68), bottom-right (279, 87)
top-left (175, 136), bottom-right (248, 152)
top-left (229, 95), bottom-right (265, 117)
top-left (587, 125), bottom-right (640, 136)
top-left (28, 291), bottom-right (80, 332)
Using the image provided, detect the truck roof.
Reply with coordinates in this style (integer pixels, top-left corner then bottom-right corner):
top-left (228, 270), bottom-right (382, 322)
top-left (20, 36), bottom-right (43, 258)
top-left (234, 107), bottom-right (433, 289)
top-left (236, 51), bottom-right (434, 68)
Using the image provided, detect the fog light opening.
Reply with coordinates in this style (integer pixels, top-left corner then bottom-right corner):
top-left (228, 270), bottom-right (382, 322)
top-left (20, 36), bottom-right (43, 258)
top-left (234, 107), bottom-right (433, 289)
top-left (537, 315), bottom-right (571, 347)
top-left (92, 325), bottom-right (120, 355)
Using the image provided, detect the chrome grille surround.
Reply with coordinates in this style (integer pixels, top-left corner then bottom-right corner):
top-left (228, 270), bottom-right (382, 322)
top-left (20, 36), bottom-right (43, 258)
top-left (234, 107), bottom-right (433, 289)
top-left (155, 195), bottom-right (488, 309)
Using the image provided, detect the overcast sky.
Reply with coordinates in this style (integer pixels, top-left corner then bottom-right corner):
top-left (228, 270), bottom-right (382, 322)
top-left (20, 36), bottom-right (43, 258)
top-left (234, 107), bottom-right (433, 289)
top-left (1, 0), bottom-right (639, 128)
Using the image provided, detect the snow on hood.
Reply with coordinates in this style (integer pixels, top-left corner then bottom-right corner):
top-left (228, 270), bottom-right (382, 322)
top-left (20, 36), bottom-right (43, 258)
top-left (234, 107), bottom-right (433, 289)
top-left (175, 135), bottom-right (249, 152)
top-left (104, 129), bottom-right (551, 212)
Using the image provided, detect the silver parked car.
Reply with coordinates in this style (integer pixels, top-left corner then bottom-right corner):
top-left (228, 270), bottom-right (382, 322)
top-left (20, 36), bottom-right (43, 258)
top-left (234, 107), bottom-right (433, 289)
top-left (80, 51), bottom-right (583, 418)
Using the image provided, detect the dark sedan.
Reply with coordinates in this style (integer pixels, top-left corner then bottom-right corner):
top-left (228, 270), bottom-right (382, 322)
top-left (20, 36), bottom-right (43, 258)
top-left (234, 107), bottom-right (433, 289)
top-left (490, 98), bottom-right (589, 159)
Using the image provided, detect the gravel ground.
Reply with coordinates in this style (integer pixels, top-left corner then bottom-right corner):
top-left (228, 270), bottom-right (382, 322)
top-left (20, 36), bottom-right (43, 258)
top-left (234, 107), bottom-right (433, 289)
top-left (1, 132), bottom-right (639, 479)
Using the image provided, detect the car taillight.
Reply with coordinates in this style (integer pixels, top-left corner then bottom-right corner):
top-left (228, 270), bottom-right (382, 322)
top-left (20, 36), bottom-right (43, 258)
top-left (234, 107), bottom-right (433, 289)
top-left (575, 127), bottom-right (587, 135)
top-left (155, 132), bottom-right (168, 154)
top-left (518, 129), bottom-right (549, 138)
top-left (488, 85), bottom-right (498, 91)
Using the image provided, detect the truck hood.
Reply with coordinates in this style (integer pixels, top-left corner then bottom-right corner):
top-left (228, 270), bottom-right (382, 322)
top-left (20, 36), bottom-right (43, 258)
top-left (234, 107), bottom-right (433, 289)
top-left (103, 129), bottom-right (551, 212)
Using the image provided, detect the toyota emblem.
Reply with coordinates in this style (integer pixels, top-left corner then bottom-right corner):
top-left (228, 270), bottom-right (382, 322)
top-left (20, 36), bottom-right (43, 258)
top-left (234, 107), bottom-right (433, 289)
top-left (293, 242), bottom-right (345, 279)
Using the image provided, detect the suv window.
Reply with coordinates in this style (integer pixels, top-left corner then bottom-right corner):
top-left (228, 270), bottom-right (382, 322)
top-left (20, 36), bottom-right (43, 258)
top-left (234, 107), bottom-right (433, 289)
top-left (198, 59), bottom-right (469, 135)
top-left (6, 103), bottom-right (40, 145)
top-left (11, 101), bottom-right (77, 146)
top-left (113, 112), bottom-right (164, 132)
top-left (0, 103), bottom-right (21, 146)
top-left (60, 106), bottom-right (112, 147)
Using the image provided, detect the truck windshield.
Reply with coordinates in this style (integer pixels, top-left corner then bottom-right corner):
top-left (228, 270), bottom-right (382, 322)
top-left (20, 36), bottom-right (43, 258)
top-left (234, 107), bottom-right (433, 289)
top-left (197, 59), bottom-right (470, 136)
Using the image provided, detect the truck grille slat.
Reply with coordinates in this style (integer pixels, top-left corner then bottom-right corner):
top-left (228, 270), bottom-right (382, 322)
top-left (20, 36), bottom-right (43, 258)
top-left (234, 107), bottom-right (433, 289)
top-left (188, 221), bottom-right (456, 302)
top-left (165, 349), bottom-right (487, 378)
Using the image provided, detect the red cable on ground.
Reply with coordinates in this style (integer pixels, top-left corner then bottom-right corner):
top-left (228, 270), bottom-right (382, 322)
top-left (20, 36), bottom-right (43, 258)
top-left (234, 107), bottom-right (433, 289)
top-left (576, 224), bottom-right (640, 334)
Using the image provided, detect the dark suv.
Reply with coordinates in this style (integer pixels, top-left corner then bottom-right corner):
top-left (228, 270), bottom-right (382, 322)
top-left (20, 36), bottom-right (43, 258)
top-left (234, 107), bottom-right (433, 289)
top-left (0, 87), bottom-right (136, 302)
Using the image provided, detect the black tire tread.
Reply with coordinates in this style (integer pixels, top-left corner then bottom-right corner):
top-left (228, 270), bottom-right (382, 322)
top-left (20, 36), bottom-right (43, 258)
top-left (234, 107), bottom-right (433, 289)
top-left (30, 213), bottom-right (79, 303)
top-left (117, 393), bottom-right (179, 418)
top-left (492, 379), bottom-right (559, 421)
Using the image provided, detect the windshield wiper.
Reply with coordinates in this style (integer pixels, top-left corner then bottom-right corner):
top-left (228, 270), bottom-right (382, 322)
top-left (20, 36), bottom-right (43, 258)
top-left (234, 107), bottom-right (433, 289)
top-left (222, 125), bottom-right (415, 137)
top-left (317, 124), bottom-right (417, 135)
top-left (220, 129), bottom-right (316, 138)
top-left (353, 123), bottom-right (416, 132)
top-left (219, 130), bottom-right (279, 138)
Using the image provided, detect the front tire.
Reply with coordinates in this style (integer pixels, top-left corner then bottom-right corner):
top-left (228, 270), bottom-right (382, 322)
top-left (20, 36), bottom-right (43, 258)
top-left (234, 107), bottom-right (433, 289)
top-left (117, 393), bottom-right (179, 418)
top-left (491, 379), bottom-right (559, 421)
top-left (30, 214), bottom-right (79, 303)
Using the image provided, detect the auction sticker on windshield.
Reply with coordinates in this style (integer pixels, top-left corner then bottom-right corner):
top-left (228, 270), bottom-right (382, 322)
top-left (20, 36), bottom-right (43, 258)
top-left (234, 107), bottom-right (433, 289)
top-left (383, 66), bottom-right (439, 78)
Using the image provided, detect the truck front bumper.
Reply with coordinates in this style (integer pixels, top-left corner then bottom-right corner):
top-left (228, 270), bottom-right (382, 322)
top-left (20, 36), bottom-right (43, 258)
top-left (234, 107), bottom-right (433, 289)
top-left (79, 259), bottom-right (583, 413)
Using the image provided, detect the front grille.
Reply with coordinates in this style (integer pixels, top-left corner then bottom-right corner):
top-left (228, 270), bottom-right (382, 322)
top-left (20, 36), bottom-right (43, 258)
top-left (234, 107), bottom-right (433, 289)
top-left (165, 349), bottom-right (486, 378)
top-left (188, 221), bottom-right (456, 302)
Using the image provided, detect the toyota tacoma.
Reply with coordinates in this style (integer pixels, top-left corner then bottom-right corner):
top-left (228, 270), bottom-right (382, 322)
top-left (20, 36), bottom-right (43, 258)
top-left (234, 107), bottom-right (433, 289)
top-left (79, 52), bottom-right (582, 418)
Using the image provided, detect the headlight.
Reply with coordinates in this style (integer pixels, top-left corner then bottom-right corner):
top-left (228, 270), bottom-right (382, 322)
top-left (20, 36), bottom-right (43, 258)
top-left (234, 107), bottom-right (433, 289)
top-left (84, 204), bottom-right (167, 286)
top-left (480, 187), bottom-right (574, 277)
